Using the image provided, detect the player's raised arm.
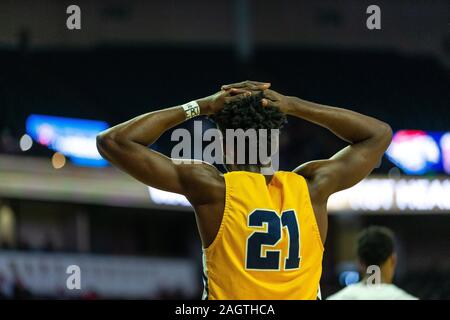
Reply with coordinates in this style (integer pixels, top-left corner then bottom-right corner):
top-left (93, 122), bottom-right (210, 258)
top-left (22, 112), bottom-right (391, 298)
top-left (282, 93), bottom-right (392, 200)
top-left (220, 83), bottom-right (391, 199)
top-left (220, 83), bottom-right (391, 245)
top-left (96, 87), bottom-right (255, 205)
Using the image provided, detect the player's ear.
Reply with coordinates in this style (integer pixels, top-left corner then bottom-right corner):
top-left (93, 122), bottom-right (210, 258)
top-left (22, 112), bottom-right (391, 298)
top-left (390, 253), bottom-right (397, 268)
top-left (357, 259), bottom-right (366, 274)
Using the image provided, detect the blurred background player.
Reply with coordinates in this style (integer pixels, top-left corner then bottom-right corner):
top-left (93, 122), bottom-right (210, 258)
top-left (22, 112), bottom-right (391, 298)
top-left (327, 226), bottom-right (417, 300)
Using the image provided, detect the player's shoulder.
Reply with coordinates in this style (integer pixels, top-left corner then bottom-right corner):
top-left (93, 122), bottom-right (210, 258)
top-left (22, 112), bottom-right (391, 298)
top-left (176, 160), bottom-right (224, 198)
top-left (326, 283), bottom-right (365, 300)
top-left (278, 170), bottom-right (307, 181)
top-left (293, 160), bottom-right (332, 179)
top-left (293, 160), bottom-right (338, 203)
top-left (383, 284), bottom-right (418, 300)
top-left (177, 160), bottom-right (225, 205)
top-left (176, 159), bottom-right (222, 178)
top-left (327, 283), bottom-right (418, 300)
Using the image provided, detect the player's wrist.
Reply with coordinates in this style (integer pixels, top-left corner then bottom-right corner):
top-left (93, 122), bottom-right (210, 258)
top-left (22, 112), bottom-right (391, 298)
top-left (181, 100), bottom-right (201, 119)
top-left (286, 96), bottom-right (313, 115)
top-left (284, 96), bottom-right (300, 115)
top-left (196, 98), bottom-right (213, 115)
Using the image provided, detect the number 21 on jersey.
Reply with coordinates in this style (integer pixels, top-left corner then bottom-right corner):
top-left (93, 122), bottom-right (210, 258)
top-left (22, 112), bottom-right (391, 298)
top-left (245, 209), bottom-right (301, 271)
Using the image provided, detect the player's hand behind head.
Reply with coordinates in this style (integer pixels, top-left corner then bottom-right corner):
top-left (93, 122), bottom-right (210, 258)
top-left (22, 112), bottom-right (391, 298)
top-left (221, 81), bottom-right (289, 114)
top-left (198, 88), bottom-right (252, 115)
top-left (261, 89), bottom-right (290, 113)
top-left (221, 80), bottom-right (271, 92)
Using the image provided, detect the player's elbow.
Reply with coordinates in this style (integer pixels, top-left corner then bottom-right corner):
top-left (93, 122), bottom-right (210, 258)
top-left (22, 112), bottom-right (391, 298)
top-left (378, 121), bottom-right (393, 148)
top-left (365, 121), bottom-right (393, 156)
top-left (96, 132), bottom-right (109, 157)
top-left (96, 131), bottom-right (120, 159)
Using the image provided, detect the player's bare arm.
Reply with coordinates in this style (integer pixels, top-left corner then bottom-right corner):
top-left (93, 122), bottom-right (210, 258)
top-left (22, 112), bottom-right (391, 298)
top-left (222, 84), bottom-right (392, 243)
top-left (268, 90), bottom-right (392, 242)
top-left (96, 82), bottom-right (269, 247)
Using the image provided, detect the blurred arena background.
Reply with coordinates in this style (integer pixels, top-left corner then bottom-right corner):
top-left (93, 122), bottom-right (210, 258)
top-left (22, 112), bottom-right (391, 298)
top-left (0, 0), bottom-right (449, 299)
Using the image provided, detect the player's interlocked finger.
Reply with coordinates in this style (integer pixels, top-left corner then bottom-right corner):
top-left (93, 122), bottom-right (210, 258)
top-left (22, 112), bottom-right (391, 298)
top-left (221, 80), bottom-right (271, 91)
top-left (228, 88), bottom-right (252, 96)
top-left (261, 98), bottom-right (277, 108)
top-left (225, 91), bottom-right (252, 104)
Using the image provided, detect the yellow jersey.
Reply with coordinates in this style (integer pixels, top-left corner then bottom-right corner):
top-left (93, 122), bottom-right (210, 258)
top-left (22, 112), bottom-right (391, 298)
top-left (202, 171), bottom-right (324, 300)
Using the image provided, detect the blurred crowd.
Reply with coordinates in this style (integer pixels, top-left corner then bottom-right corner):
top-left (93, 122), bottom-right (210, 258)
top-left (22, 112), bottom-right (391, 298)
top-left (0, 261), bottom-right (196, 300)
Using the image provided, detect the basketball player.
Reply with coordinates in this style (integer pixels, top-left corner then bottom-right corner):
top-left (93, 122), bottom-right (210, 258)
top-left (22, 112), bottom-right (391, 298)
top-left (96, 80), bottom-right (392, 299)
top-left (327, 226), bottom-right (417, 300)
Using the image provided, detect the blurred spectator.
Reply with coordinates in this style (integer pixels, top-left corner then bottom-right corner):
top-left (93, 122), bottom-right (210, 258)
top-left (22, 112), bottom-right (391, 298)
top-left (327, 226), bottom-right (417, 300)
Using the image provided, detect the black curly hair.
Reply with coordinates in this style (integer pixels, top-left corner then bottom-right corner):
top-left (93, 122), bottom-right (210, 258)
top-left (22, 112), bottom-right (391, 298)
top-left (357, 226), bottom-right (395, 267)
top-left (209, 92), bottom-right (287, 131)
top-left (209, 92), bottom-right (287, 168)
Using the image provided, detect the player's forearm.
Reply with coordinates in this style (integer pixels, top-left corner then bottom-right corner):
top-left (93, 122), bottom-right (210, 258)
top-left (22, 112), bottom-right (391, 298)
top-left (285, 96), bottom-right (392, 145)
top-left (97, 107), bottom-right (186, 150)
top-left (98, 100), bottom-right (213, 145)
